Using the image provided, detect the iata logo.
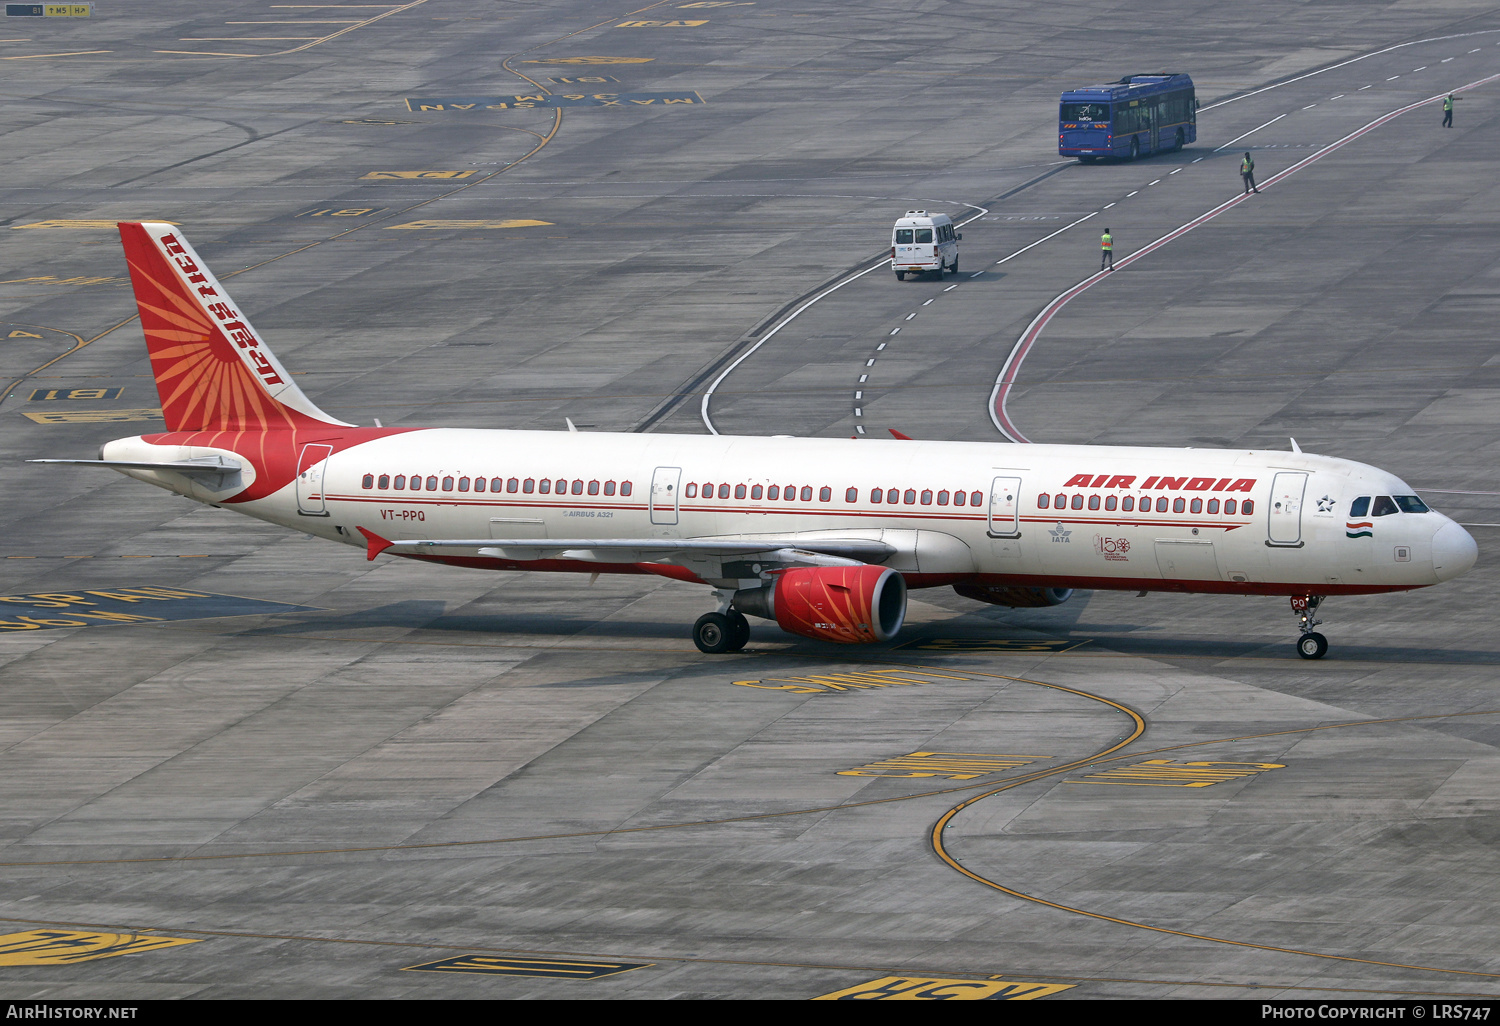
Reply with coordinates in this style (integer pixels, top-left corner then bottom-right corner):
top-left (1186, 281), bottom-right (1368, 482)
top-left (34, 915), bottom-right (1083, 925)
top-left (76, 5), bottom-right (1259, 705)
top-left (1093, 535), bottom-right (1130, 561)
top-left (1048, 523), bottom-right (1072, 543)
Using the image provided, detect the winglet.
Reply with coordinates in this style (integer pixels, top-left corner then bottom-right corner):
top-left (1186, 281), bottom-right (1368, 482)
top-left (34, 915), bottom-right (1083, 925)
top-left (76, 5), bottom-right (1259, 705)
top-left (888, 428), bottom-right (913, 440)
top-left (357, 527), bottom-right (395, 561)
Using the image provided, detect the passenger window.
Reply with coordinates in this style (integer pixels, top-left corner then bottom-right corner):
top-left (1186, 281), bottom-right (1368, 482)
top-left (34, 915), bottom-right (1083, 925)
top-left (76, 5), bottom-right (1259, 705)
top-left (555, 479), bottom-right (566, 494)
top-left (1038, 494), bottom-right (1049, 509)
top-left (474, 478), bottom-right (486, 492)
top-left (1242, 499), bottom-right (1254, 515)
top-left (1350, 496), bottom-right (1370, 517)
top-left (686, 483), bottom-right (697, 498)
top-left (1053, 493), bottom-right (1065, 508)
top-left (620, 482), bottom-right (632, 496)
top-left (735, 484), bottom-right (746, 499)
top-left (719, 484), bottom-right (731, 499)
top-left (457, 477), bottom-right (469, 492)
top-left (1087, 495), bottom-right (1100, 510)
top-left (904, 489), bottom-right (916, 504)
top-left (1122, 496), bottom-right (1134, 512)
top-left (1105, 495), bottom-right (1117, 511)
top-left (538, 479), bottom-right (551, 494)
top-left (394, 475), bottom-right (406, 490)
top-left (970, 491), bottom-right (982, 506)
top-left (1207, 498), bottom-right (1218, 514)
top-left (362, 474), bottom-right (374, 489)
top-left (801, 486), bottom-right (814, 501)
top-left (751, 484), bottom-right (762, 499)
top-left (1071, 494), bottom-right (1084, 510)
top-left (870, 488), bottom-right (881, 503)
top-left (509, 478), bottom-right (520, 493)
top-left (1173, 498), bottom-right (1185, 513)
top-left (920, 490), bottom-right (932, 505)
top-left (604, 481), bottom-right (616, 495)
top-left (378, 474), bottom-right (390, 489)
top-left (1224, 498), bottom-right (1236, 514)
top-left (701, 482), bottom-right (712, 496)
top-left (915, 228), bottom-right (933, 244)
top-left (1372, 496), bottom-right (1398, 516)
top-left (887, 488), bottom-right (899, 504)
top-left (845, 487), bottom-right (857, 502)
top-left (895, 228), bottom-right (914, 244)
top-left (1156, 497), bottom-right (1168, 512)
top-left (589, 481), bottom-right (600, 495)
top-left (938, 490), bottom-right (950, 505)
top-left (428, 476), bottom-right (440, 490)
top-left (1190, 498), bottom-right (1201, 513)
top-left (571, 480), bottom-right (583, 495)
top-left (820, 487), bottom-right (832, 502)
top-left (523, 478), bottom-right (535, 493)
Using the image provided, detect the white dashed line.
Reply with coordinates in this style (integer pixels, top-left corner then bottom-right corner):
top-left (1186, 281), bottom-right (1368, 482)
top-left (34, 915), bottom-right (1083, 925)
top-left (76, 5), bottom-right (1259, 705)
top-left (922, 298), bottom-right (934, 306)
top-left (855, 425), bottom-right (865, 434)
top-left (855, 391), bottom-right (862, 399)
top-left (968, 270), bottom-right (982, 277)
top-left (1302, 104), bottom-right (1317, 109)
top-left (1359, 84), bottom-right (1372, 89)
top-left (1470, 49), bottom-right (1482, 53)
top-left (1148, 179), bottom-right (1161, 185)
top-left (1330, 94), bottom-right (1345, 99)
top-left (876, 342), bottom-right (886, 350)
top-left (1413, 66), bottom-right (1427, 71)
top-left (1441, 58), bottom-right (1453, 63)
top-left (943, 284), bottom-right (959, 292)
top-left (1387, 75), bottom-right (1400, 80)
top-left (1169, 168), bottom-right (1181, 174)
top-left (1191, 157), bottom-right (1203, 162)
top-left (905, 313), bottom-right (915, 320)
top-left (1103, 202), bottom-right (1116, 208)
top-left (1126, 191), bottom-right (1138, 197)
top-left (888, 328), bottom-right (899, 335)
top-left (858, 374), bottom-right (867, 383)
top-left (854, 408), bottom-right (862, 417)
top-left (865, 359), bottom-right (875, 367)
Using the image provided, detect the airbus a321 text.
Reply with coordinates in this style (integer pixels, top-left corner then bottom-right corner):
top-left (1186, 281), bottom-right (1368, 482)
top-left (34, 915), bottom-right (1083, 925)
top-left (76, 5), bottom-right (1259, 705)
top-left (32, 223), bottom-right (1479, 659)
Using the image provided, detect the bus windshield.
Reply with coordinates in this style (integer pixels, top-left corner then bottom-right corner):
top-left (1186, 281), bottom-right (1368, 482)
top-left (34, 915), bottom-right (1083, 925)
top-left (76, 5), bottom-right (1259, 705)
top-left (1061, 102), bottom-right (1109, 122)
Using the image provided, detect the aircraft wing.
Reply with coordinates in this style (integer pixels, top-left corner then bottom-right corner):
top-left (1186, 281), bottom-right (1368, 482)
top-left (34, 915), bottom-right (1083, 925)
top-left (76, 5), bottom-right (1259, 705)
top-left (358, 528), bottom-right (893, 565)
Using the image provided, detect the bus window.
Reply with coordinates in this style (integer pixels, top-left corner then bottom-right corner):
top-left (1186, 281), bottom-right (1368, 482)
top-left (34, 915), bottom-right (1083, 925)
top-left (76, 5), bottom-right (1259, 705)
top-left (1061, 102), bottom-right (1109, 122)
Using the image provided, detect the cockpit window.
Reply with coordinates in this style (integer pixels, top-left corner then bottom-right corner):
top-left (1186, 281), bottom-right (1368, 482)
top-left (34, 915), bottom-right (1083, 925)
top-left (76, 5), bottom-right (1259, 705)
top-left (1393, 495), bottom-right (1429, 513)
top-left (895, 229), bottom-right (913, 244)
top-left (1371, 496), bottom-right (1398, 517)
top-left (1350, 496), bottom-right (1370, 517)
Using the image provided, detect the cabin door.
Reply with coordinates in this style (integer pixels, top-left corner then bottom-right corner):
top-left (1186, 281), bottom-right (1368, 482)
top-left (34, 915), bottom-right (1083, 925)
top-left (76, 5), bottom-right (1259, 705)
top-left (1267, 472), bottom-right (1308, 546)
top-left (987, 476), bottom-right (1022, 538)
top-left (650, 466), bottom-right (681, 525)
top-left (296, 444), bottom-right (333, 517)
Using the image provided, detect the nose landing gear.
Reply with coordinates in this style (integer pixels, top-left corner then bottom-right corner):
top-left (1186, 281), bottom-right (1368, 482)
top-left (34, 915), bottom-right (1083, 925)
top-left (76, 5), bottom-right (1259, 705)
top-left (1292, 595), bottom-right (1327, 659)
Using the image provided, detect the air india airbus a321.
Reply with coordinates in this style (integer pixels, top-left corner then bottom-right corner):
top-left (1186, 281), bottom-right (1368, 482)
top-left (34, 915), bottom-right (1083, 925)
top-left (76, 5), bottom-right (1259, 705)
top-left (32, 223), bottom-right (1478, 659)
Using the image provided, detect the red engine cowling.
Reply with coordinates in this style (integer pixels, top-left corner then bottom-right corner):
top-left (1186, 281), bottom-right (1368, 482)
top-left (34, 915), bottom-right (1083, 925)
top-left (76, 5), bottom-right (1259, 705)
top-left (953, 584), bottom-right (1074, 608)
top-left (758, 565), bottom-right (907, 644)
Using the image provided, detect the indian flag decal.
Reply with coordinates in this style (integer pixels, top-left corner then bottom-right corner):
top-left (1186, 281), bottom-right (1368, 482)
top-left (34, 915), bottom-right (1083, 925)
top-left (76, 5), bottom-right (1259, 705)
top-left (1346, 521), bottom-right (1373, 539)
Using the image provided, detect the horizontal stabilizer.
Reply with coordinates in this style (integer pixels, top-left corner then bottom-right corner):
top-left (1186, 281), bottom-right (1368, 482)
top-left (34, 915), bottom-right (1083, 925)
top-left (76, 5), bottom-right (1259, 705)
top-left (28, 455), bottom-right (242, 477)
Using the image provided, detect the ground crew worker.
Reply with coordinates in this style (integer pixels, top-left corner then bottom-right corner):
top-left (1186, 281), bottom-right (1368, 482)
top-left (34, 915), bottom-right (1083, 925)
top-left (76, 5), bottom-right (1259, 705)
top-left (1241, 151), bottom-right (1258, 194)
top-left (1100, 228), bottom-right (1114, 271)
top-left (1443, 93), bottom-right (1458, 127)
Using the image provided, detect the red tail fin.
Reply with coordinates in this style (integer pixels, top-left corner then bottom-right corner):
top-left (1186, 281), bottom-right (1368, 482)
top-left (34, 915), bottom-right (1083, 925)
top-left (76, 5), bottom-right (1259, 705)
top-left (118, 222), bottom-right (350, 432)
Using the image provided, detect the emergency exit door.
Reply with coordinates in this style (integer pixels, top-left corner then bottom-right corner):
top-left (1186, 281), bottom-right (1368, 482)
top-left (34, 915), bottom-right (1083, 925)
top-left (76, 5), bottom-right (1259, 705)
top-left (1267, 472), bottom-right (1307, 546)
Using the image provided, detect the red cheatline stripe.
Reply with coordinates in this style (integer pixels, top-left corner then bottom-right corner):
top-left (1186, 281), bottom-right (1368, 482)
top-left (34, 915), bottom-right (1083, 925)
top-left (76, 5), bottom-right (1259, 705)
top-left (989, 70), bottom-right (1500, 444)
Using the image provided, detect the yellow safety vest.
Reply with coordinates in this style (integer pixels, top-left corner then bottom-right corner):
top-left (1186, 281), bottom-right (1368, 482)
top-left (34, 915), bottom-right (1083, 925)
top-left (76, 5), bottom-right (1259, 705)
top-left (1241, 157), bottom-right (1254, 173)
top-left (1444, 96), bottom-right (1454, 111)
top-left (1101, 233), bottom-right (1113, 250)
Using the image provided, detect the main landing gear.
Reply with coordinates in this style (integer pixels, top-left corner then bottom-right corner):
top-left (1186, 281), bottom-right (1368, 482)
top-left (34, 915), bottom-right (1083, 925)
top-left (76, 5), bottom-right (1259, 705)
top-left (693, 610), bottom-right (751, 654)
top-left (1292, 595), bottom-right (1328, 660)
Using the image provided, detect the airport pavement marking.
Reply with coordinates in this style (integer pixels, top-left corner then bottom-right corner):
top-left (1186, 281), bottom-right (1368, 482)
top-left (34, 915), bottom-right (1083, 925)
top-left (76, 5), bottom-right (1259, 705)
top-left (11, 220), bottom-right (174, 230)
top-left (358, 170), bottom-right (479, 180)
top-left (547, 75), bottom-right (620, 84)
top-left (731, 667), bottom-right (975, 694)
top-left (615, 20), bottom-right (708, 28)
top-left (0, 930), bottom-right (196, 966)
top-left (161, 0), bottom-right (427, 59)
top-left (405, 91), bottom-right (705, 110)
top-left (518, 56), bottom-right (655, 64)
top-left (28, 386), bottom-right (122, 401)
top-left (0, 274), bottom-right (128, 285)
top-left (895, 638), bottom-right (1090, 653)
top-left (0, 587), bottom-right (320, 632)
top-left (403, 955), bottom-right (652, 979)
top-left (20, 406), bottom-right (160, 423)
top-left (813, 976), bottom-right (1074, 1000)
top-left (837, 752), bottom-right (1049, 780)
top-left (1064, 759), bottom-right (1284, 788)
top-left (293, 206), bottom-right (387, 218)
top-left (384, 219), bottom-right (553, 230)
top-left (333, 117), bottom-right (421, 125)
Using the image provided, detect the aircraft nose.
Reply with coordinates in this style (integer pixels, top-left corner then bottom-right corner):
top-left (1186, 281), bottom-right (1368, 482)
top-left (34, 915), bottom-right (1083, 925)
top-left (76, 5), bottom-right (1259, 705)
top-left (1432, 520), bottom-right (1478, 581)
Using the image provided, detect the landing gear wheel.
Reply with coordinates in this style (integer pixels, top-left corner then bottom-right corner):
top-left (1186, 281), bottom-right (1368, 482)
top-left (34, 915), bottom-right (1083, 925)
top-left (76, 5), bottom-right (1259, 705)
top-left (1296, 632), bottom-right (1328, 660)
top-left (895, 271), bottom-right (906, 281)
top-left (726, 610), bottom-right (750, 652)
top-left (693, 612), bottom-right (735, 654)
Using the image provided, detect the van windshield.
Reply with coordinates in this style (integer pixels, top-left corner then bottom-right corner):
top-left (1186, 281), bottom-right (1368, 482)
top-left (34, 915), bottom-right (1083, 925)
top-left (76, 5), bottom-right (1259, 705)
top-left (894, 228), bottom-right (913, 244)
top-left (914, 228), bottom-right (933, 243)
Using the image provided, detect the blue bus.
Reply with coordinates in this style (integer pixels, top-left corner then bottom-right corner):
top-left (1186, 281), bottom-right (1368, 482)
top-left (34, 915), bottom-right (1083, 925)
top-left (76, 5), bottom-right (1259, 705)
top-left (1059, 73), bottom-right (1196, 162)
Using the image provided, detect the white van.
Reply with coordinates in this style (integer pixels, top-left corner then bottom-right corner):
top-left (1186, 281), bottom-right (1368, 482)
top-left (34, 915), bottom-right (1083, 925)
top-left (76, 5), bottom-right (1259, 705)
top-left (891, 210), bottom-right (960, 280)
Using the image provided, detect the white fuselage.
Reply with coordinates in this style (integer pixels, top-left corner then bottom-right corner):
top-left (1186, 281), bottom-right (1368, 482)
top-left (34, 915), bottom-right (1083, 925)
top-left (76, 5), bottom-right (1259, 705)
top-left (102, 430), bottom-right (1477, 595)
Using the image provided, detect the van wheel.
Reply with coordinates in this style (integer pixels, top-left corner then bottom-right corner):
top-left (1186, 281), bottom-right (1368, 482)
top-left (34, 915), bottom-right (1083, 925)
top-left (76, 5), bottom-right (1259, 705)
top-left (951, 258), bottom-right (958, 275)
top-left (895, 271), bottom-right (905, 281)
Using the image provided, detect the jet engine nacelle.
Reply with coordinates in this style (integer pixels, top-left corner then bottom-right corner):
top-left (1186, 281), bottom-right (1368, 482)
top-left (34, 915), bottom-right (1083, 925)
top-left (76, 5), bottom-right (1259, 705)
top-left (734, 564), bottom-right (907, 644)
top-left (953, 584), bottom-right (1074, 608)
